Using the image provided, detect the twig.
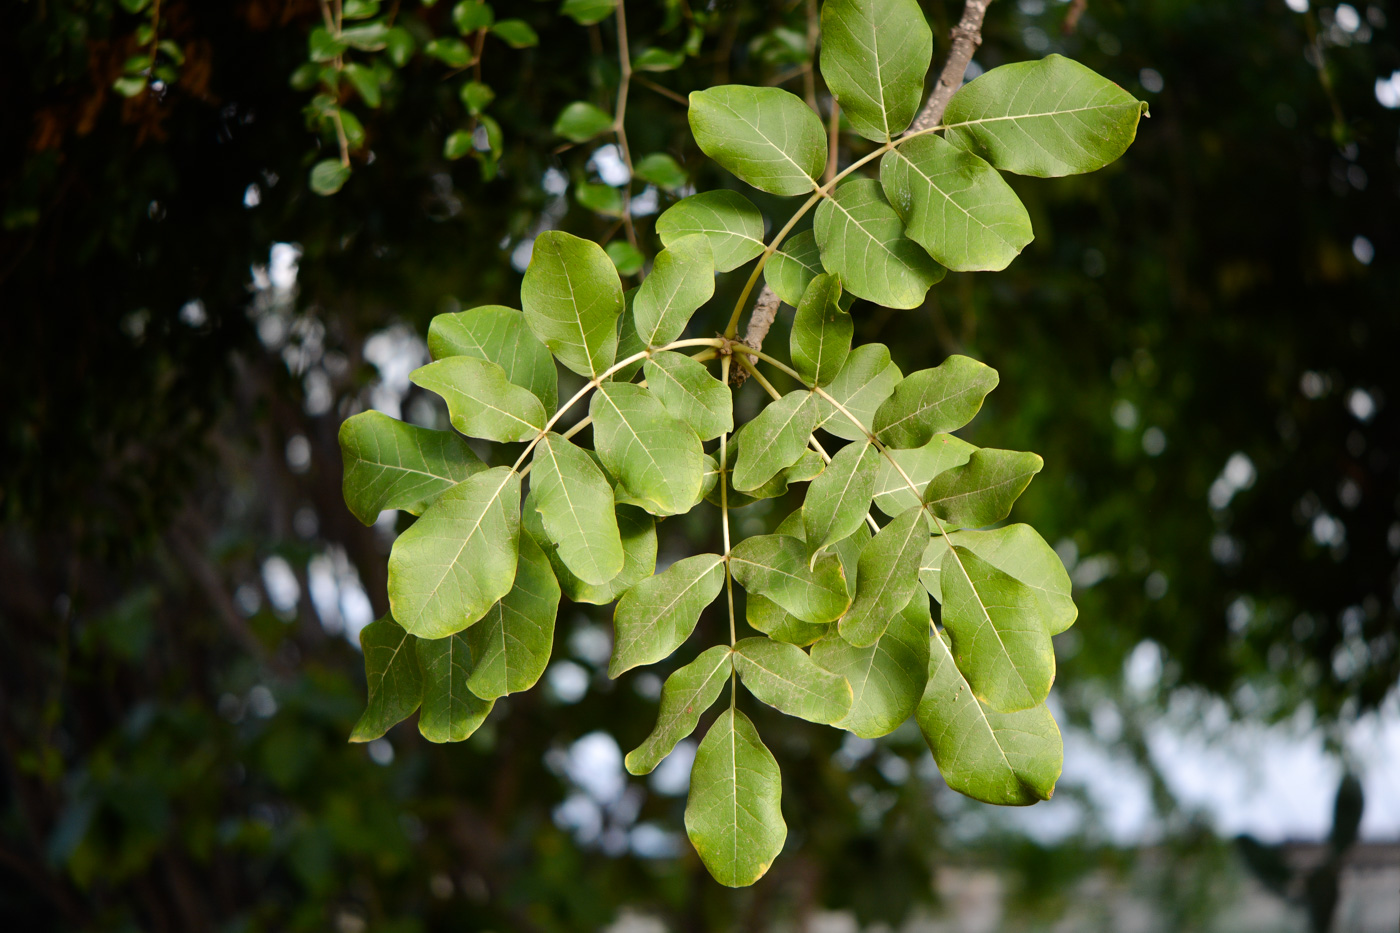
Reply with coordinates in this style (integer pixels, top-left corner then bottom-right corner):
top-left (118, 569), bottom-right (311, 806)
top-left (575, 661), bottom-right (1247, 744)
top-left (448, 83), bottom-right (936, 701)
top-left (614, 1), bottom-right (637, 246)
top-left (635, 75), bottom-right (688, 106)
top-left (731, 285), bottom-right (781, 387)
top-left (909, 0), bottom-right (993, 134)
top-left (147, 0), bottom-right (162, 73)
top-left (803, 0), bottom-right (820, 112)
top-left (825, 99), bottom-right (840, 183)
top-left (1061, 0), bottom-right (1087, 35)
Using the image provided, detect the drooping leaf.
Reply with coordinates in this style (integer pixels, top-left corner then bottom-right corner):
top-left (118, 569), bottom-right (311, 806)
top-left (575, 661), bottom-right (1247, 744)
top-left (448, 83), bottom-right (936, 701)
top-left (411, 356), bottom-right (547, 443)
top-left (746, 593), bottom-right (831, 647)
top-left (521, 230), bottom-right (623, 378)
top-left (633, 152), bottom-right (688, 191)
top-left (880, 134), bottom-right (1034, 272)
top-left (918, 631), bottom-right (1062, 804)
top-left (814, 178), bottom-right (944, 309)
top-left (633, 234), bottom-right (715, 347)
top-left (427, 305), bottom-right (557, 410)
top-left (731, 390), bottom-right (817, 491)
top-left (553, 100), bottom-right (615, 143)
top-left (465, 529), bottom-right (560, 699)
top-left (685, 709), bottom-right (786, 888)
top-left (872, 355), bottom-right (999, 448)
top-left (339, 411), bottom-right (486, 525)
top-left (819, 0), bottom-right (932, 142)
top-left (920, 525), bottom-right (1077, 635)
top-left (525, 497), bottom-right (656, 605)
top-left (310, 159), bottom-right (351, 195)
top-left (576, 181), bottom-right (625, 217)
top-left (452, 1), bottom-right (494, 32)
top-left (655, 190), bottom-right (765, 273)
top-left (350, 616), bottom-right (423, 742)
top-left (609, 554), bottom-right (725, 677)
top-left (790, 273), bottom-right (852, 388)
top-left (561, 0), bottom-right (616, 27)
top-left (764, 230), bottom-right (824, 306)
top-left (729, 534), bottom-right (849, 624)
top-left (803, 440), bottom-right (878, 557)
top-left (459, 80), bottom-right (495, 114)
top-left (709, 443), bottom-right (824, 509)
top-left (529, 433), bottom-right (625, 585)
top-left (872, 432), bottom-right (977, 517)
top-left (387, 467), bottom-right (521, 639)
top-left (816, 343), bottom-right (903, 441)
top-left (644, 351), bottom-right (733, 440)
top-left (838, 505), bottom-right (928, 647)
top-left (733, 636), bottom-right (852, 724)
top-left (688, 85), bottom-right (826, 196)
top-left (923, 448), bottom-right (1044, 529)
top-left (812, 592), bottom-right (931, 738)
top-left (590, 383), bottom-right (706, 516)
top-left (941, 54), bottom-right (1149, 178)
top-left (417, 632), bottom-right (494, 743)
top-left (606, 241), bottom-right (645, 276)
top-left (939, 546), bottom-right (1054, 712)
top-left (626, 645), bottom-right (732, 775)
top-left (490, 19), bottom-right (538, 48)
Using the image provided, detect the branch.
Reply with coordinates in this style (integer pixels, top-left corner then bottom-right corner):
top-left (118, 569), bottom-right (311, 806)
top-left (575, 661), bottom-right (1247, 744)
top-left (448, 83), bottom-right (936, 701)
top-left (730, 285), bottom-right (781, 387)
top-left (908, 0), bottom-right (993, 134)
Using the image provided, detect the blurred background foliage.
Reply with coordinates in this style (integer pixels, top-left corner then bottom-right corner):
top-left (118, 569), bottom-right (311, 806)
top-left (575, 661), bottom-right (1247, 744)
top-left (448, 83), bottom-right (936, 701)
top-left (1, 0), bottom-right (1397, 931)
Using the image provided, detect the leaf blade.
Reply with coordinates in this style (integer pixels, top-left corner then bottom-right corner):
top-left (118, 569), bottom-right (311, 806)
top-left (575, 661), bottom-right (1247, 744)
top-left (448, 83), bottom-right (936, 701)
top-left (590, 383), bottom-right (706, 516)
top-left (338, 411), bottom-right (486, 525)
top-left (729, 534), bottom-right (850, 625)
top-left (819, 0), bottom-right (932, 142)
top-left (838, 504), bottom-right (928, 647)
top-left (417, 632), bottom-right (494, 743)
top-left (872, 354), bottom-right (999, 449)
top-left (688, 85), bottom-right (826, 196)
top-left (411, 356), bottom-right (547, 443)
top-left (655, 190), bottom-right (766, 273)
top-left (626, 645), bottom-right (733, 775)
top-left (644, 351), bottom-right (734, 441)
top-left (734, 636), bottom-right (853, 724)
top-left (790, 273), bottom-right (852, 388)
top-left (731, 390), bottom-right (817, 492)
top-left (633, 234), bottom-right (715, 347)
top-left (813, 178), bottom-right (944, 309)
top-left (465, 528), bottom-right (561, 699)
top-left (530, 433), bottom-right (626, 585)
top-left (427, 304), bottom-right (557, 410)
top-left (812, 592), bottom-right (931, 738)
top-left (521, 230), bottom-right (623, 378)
top-left (609, 553), bottom-right (726, 677)
top-left (350, 616), bottom-right (423, 742)
top-left (923, 448), bottom-right (1044, 529)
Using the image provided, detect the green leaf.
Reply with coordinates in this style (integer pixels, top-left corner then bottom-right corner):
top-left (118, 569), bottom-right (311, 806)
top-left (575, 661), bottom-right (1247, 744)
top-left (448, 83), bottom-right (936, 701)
top-left (708, 444), bottom-right (823, 509)
top-left (553, 101), bottom-right (615, 143)
top-left (521, 230), bottom-right (623, 378)
top-left (310, 27), bottom-right (347, 63)
top-left (656, 190), bottom-right (765, 273)
top-left (635, 47), bottom-right (686, 71)
top-left (350, 616), bottom-right (423, 742)
top-left (764, 230), bottom-right (823, 306)
top-left (939, 546), bottom-right (1054, 712)
top-left (687, 86), bottom-right (826, 197)
top-left (491, 19), bottom-right (538, 48)
top-left (730, 534), bottom-right (849, 624)
top-left (880, 134), bottom-right (1034, 272)
top-left (576, 181), bottom-right (624, 217)
top-left (310, 159), bottom-right (350, 196)
top-left (813, 179), bottom-right (944, 309)
top-left (918, 631), bottom-right (1061, 804)
top-left (872, 354), bottom-right (999, 449)
top-left (338, 410), bottom-right (486, 525)
top-left (803, 440), bottom-right (878, 557)
top-left (816, 343), bottom-right (903, 441)
top-left (343, 62), bottom-right (382, 108)
top-left (819, 0), bottom-right (932, 142)
top-left (626, 645), bottom-right (731, 775)
top-left (590, 383), bottom-right (705, 516)
top-left (685, 709), bottom-right (786, 888)
top-left (427, 305), bottom-right (557, 412)
top-left (341, 22), bottom-right (391, 51)
top-left (443, 129), bottom-right (474, 161)
top-left (838, 505), bottom-right (928, 647)
top-left (606, 241), bottom-right (645, 276)
top-left (410, 356), bottom-right (547, 443)
top-left (416, 632), bottom-right (494, 743)
top-left (923, 448), bottom-right (1044, 529)
top-left (343, 0), bottom-right (381, 20)
top-left (632, 234), bottom-right (715, 347)
top-left (872, 433), bottom-right (976, 517)
top-left (746, 593), bottom-right (831, 647)
top-left (731, 390), bottom-right (817, 492)
top-left (609, 554), bottom-right (725, 677)
top-left (812, 592), bottom-right (931, 738)
top-left (460, 80), bottom-right (495, 114)
top-left (529, 433), bottom-right (625, 585)
top-left (452, 1), bottom-right (494, 32)
top-left (465, 529), bottom-right (560, 699)
top-left (644, 351), bottom-right (733, 441)
top-left (941, 54), bottom-right (1150, 178)
top-left (921, 525), bottom-right (1077, 636)
top-left (613, 290), bottom-right (648, 380)
top-left (633, 153), bottom-right (688, 191)
top-left (525, 497), bottom-right (655, 605)
top-left (790, 273), bottom-right (851, 387)
top-left (734, 636), bottom-right (853, 724)
top-left (337, 108), bottom-right (366, 148)
top-left (561, 0), bottom-right (617, 27)
top-left (387, 467), bottom-right (521, 639)
top-left (385, 26), bottom-right (416, 66)
top-left (425, 37), bottom-right (473, 68)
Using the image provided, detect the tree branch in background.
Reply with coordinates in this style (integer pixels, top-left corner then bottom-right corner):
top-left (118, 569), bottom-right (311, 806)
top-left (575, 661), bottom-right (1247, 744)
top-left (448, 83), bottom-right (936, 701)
top-left (1062, 0), bottom-right (1088, 35)
top-left (909, 0), bottom-right (993, 133)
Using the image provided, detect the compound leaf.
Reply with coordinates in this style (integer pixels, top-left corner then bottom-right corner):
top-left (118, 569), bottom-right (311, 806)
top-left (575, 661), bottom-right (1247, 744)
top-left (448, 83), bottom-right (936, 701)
top-left (465, 528), bottom-right (560, 699)
top-left (872, 355), bottom-right (999, 449)
top-left (411, 356), bottom-right (547, 443)
top-left (688, 85), bottom-right (825, 196)
top-left (941, 54), bottom-right (1149, 178)
top-left (812, 592), bottom-right (930, 738)
top-left (590, 383), bottom-right (706, 516)
top-left (609, 553), bottom-right (726, 677)
top-left (350, 616), bottom-right (423, 742)
top-left (923, 448), bottom-right (1044, 529)
top-left (819, 0), bottom-right (932, 142)
top-left (790, 273), bottom-right (852, 387)
top-left (838, 505), bottom-right (928, 647)
top-left (427, 304), bottom-right (557, 410)
top-left (814, 178), bottom-right (944, 309)
top-left (417, 631), bottom-right (494, 743)
top-left (644, 351), bottom-right (734, 440)
top-left (655, 190), bottom-right (766, 272)
top-left (387, 467), bottom-right (521, 639)
top-left (626, 645), bottom-right (732, 775)
top-left (339, 411), bottom-right (486, 525)
top-left (685, 709), bottom-right (786, 887)
top-left (530, 433), bottom-right (625, 585)
top-left (521, 230), bottom-right (622, 378)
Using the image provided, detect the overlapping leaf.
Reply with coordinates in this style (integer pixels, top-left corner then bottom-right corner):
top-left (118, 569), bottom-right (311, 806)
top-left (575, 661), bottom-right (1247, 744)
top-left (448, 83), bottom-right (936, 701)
top-left (688, 85), bottom-right (826, 196)
top-left (656, 190), bottom-right (766, 272)
top-left (819, 0), bottom-right (932, 142)
top-left (411, 356), bottom-right (547, 443)
top-left (525, 498), bottom-right (656, 606)
top-left (590, 383), bottom-right (706, 515)
top-left (812, 593), bottom-right (931, 738)
top-left (350, 616), bottom-right (423, 742)
top-left (923, 448), bottom-right (1043, 529)
top-left (529, 433), bottom-right (625, 585)
top-left (872, 432), bottom-right (977, 516)
top-left (339, 411), bottom-right (485, 525)
top-left (633, 234), bottom-right (715, 347)
top-left (417, 632), bottom-right (494, 743)
top-left (803, 440), bottom-right (877, 557)
top-left (609, 553), bottom-right (725, 677)
top-left (816, 343), bottom-right (904, 441)
top-left (731, 390), bottom-right (817, 491)
top-left (644, 351), bottom-right (733, 440)
top-left (790, 273), bottom-right (852, 388)
top-left (427, 304), bottom-right (557, 409)
top-left (764, 230), bottom-right (824, 306)
top-left (872, 354), bottom-right (998, 449)
top-left (921, 525), bottom-right (1077, 635)
top-left (839, 505), bottom-right (928, 647)
top-left (465, 529), bottom-right (560, 700)
top-left (814, 179), bottom-right (944, 309)
top-left (521, 230), bottom-right (622, 378)
top-left (685, 710), bottom-right (786, 888)
top-left (626, 645), bottom-right (732, 775)
top-left (729, 534), bottom-right (850, 624)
